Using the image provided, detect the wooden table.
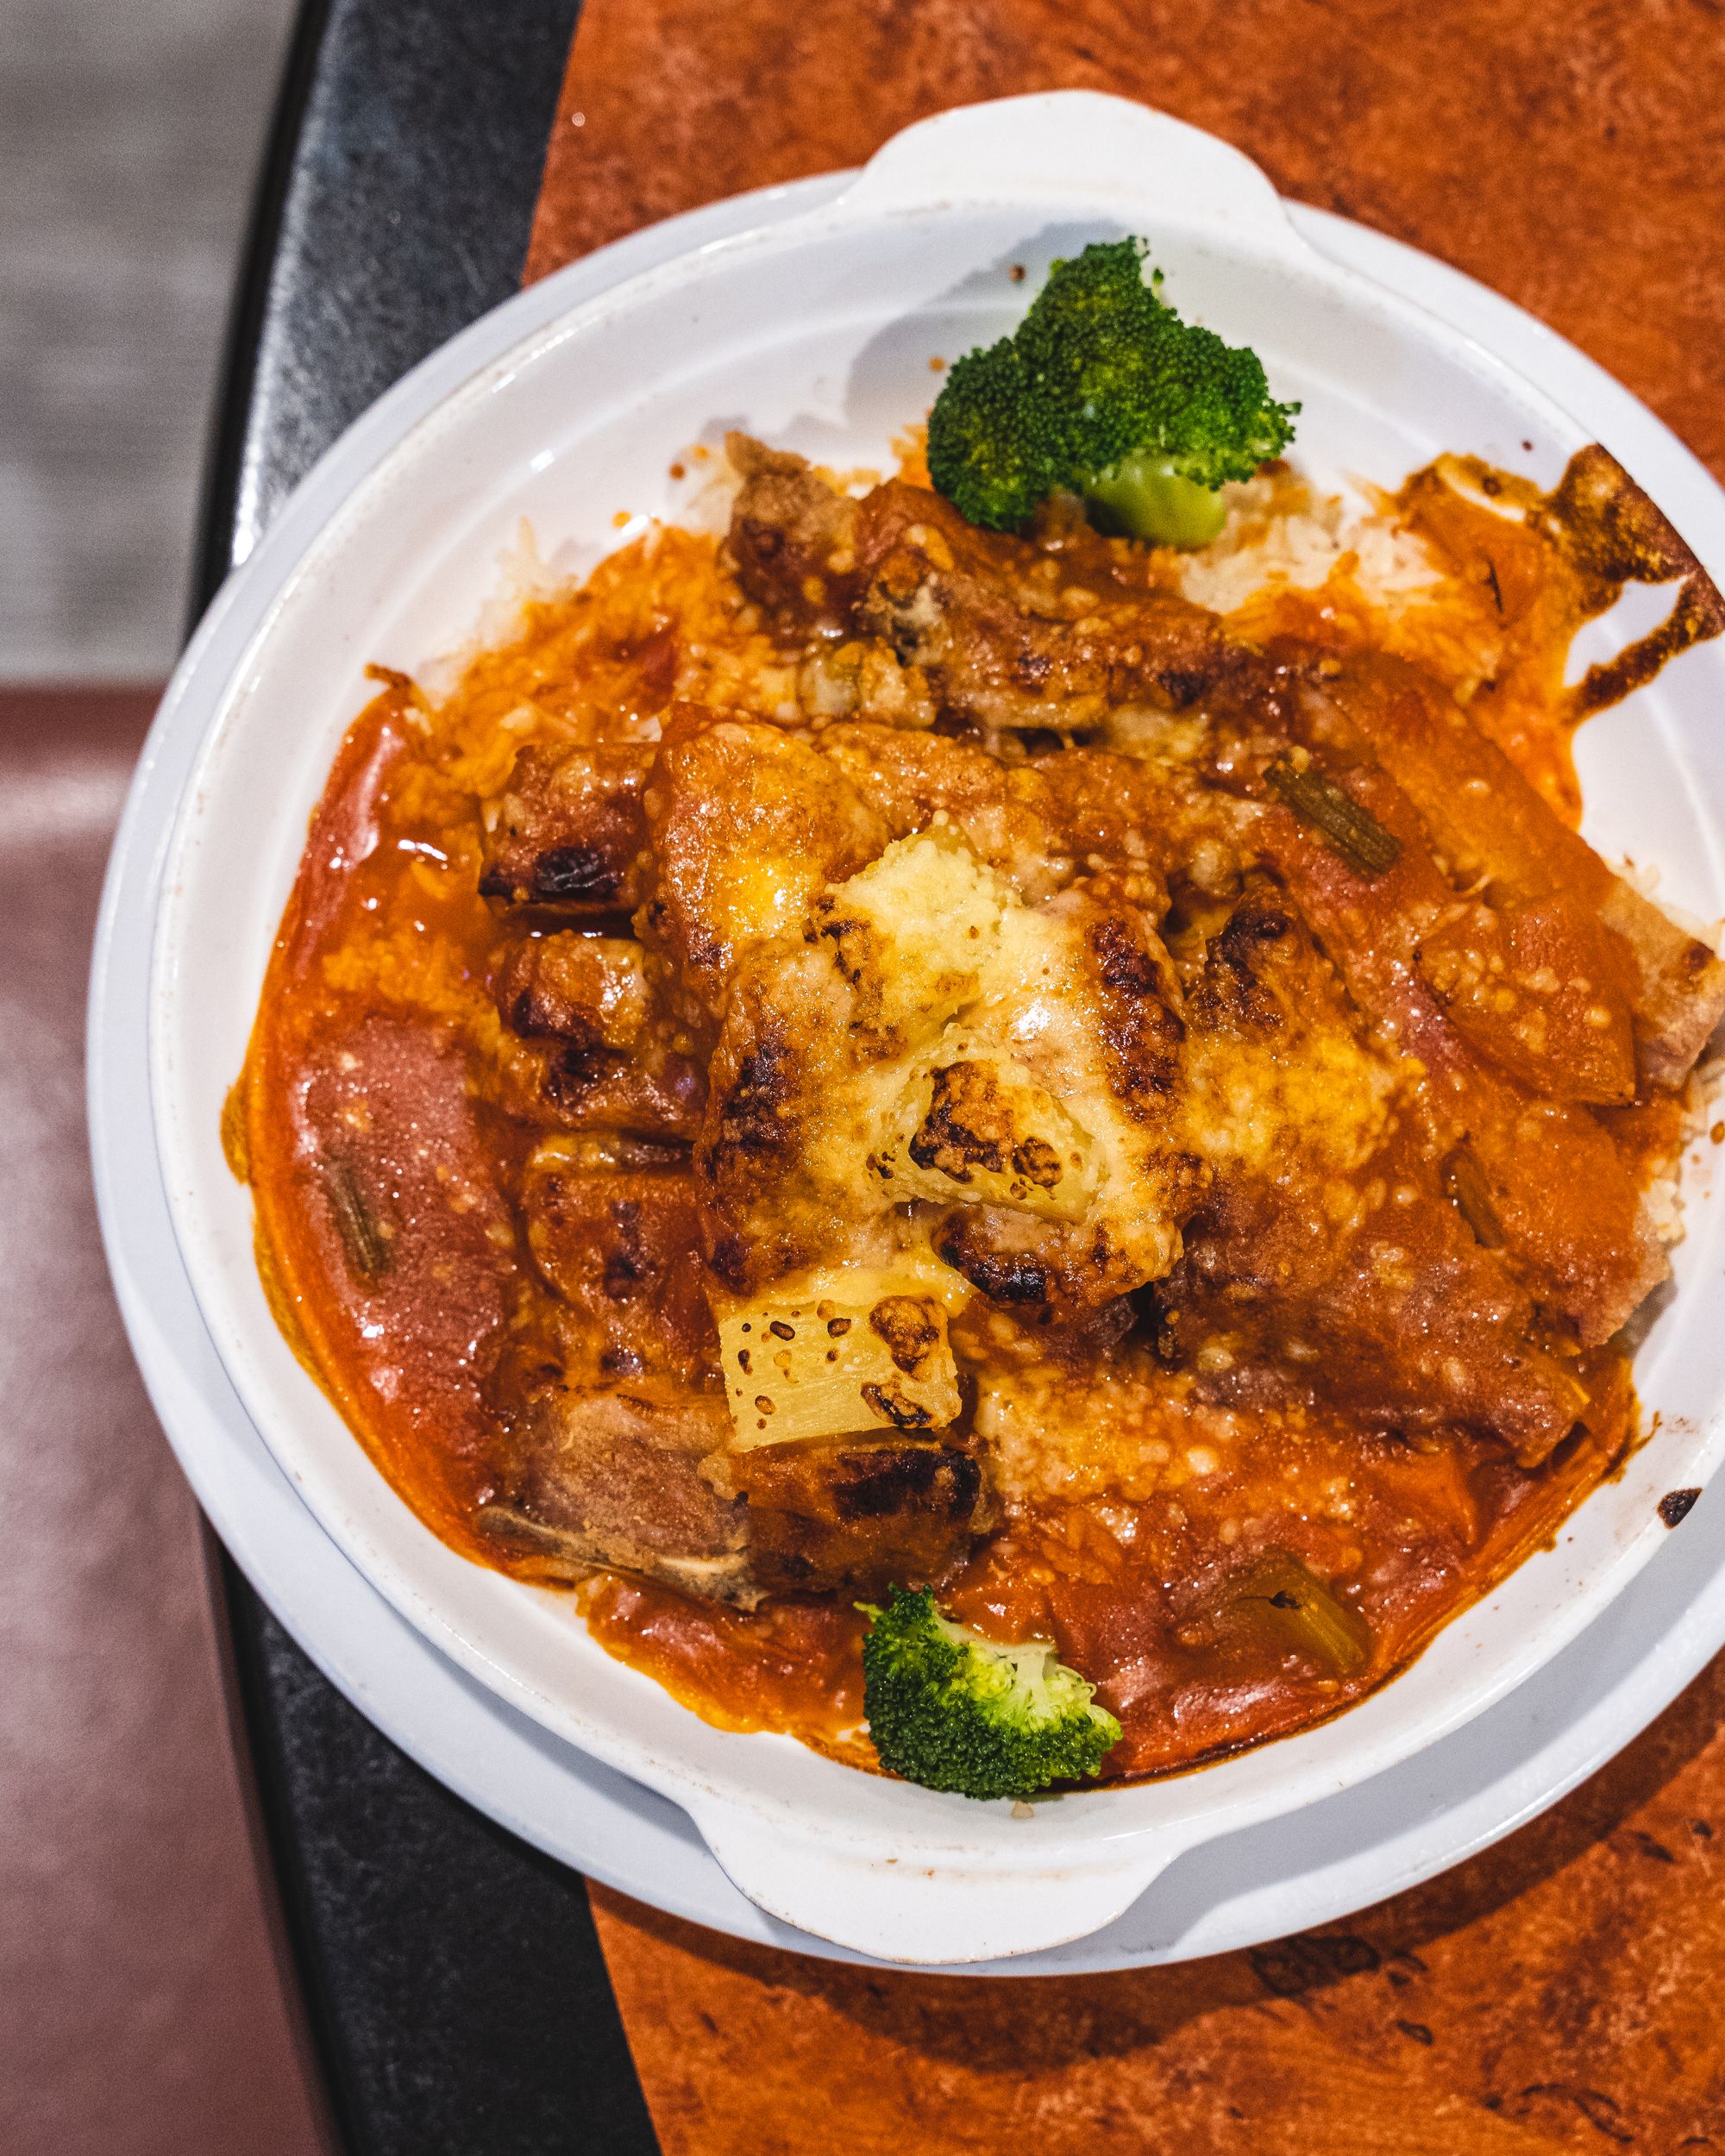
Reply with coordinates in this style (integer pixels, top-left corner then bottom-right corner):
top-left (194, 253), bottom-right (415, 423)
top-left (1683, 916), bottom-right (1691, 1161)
top-left (198, 3), bottom-right (1725, 2147)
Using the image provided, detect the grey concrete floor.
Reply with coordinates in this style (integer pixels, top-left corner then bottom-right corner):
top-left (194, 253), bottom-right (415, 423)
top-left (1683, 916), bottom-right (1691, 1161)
top-left (1, 0), bottom-right (298, 681)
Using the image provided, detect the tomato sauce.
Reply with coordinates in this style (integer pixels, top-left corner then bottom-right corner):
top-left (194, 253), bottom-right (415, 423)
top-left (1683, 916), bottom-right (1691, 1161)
top-left (232, 454), bottom-right (1707, 1783)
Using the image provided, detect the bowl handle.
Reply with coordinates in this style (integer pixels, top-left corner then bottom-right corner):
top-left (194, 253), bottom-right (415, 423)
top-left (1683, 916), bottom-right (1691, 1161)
top-left (831, 90), bottom-right (1296, 245)
top-left (690, 1807), bottom-right (1187, 1965)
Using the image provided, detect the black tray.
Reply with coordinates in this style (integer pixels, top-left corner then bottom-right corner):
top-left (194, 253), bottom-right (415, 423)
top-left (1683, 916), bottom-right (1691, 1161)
top-left (196, 6), bottom-right (661, 2148)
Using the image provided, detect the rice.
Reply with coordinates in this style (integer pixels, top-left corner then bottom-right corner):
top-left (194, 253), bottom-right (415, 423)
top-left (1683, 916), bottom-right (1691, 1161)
top-left (1176, 468), bottom-right (1446, 619)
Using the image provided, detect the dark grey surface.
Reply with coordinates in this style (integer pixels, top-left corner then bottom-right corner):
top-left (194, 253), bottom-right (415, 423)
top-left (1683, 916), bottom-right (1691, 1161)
top-left (198, 3), bottom-right (662, 2149)
top-left (199, 0), bottom-right (582, 588)
top-left (227, 1580), bottom-right (661, 2155)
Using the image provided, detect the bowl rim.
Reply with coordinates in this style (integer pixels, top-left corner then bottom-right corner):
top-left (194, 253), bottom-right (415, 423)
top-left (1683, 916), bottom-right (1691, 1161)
top-left (138, 93), bottom-right (1725, 1962)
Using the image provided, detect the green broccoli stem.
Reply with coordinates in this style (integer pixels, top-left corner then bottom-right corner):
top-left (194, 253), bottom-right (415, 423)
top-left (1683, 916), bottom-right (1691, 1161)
top-left (1082, 449), bottom-right (1230, 549)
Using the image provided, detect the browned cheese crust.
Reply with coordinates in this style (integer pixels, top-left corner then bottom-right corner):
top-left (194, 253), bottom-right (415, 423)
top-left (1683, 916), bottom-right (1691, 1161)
top-left (234, 436), bottom-right (1725, 1778)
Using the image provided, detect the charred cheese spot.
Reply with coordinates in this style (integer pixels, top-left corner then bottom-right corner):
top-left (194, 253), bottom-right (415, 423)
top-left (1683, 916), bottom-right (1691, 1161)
top-left (697, 830), bottom-right (1196, 1319)
top-left (907, 1062), bottom-right (1068, 1189)
top-left (868, 1293), bottom-right (946, 1376)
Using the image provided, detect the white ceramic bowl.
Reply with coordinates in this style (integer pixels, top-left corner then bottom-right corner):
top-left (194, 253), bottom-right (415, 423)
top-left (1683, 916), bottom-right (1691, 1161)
top-left (148, 91), bottom-right (1725, 1965)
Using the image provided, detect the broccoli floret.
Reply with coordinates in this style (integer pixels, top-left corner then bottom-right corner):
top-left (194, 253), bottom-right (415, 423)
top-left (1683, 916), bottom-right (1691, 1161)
top-left (859, 1586), bottom-right (1122, 1802)
top-left (924, 340), bottom-right (1059, 533)
top-left (926, 237), bottom-right (1298, 547)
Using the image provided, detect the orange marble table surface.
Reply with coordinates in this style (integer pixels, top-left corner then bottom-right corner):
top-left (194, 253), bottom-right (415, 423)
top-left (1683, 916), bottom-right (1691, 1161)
top-left (524, 6), bottom-right (1725, 2144)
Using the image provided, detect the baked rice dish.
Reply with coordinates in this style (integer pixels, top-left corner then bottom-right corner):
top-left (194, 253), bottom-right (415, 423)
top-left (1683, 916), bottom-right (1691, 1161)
top-left (228, 242), bottom-right (1725, 1799)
